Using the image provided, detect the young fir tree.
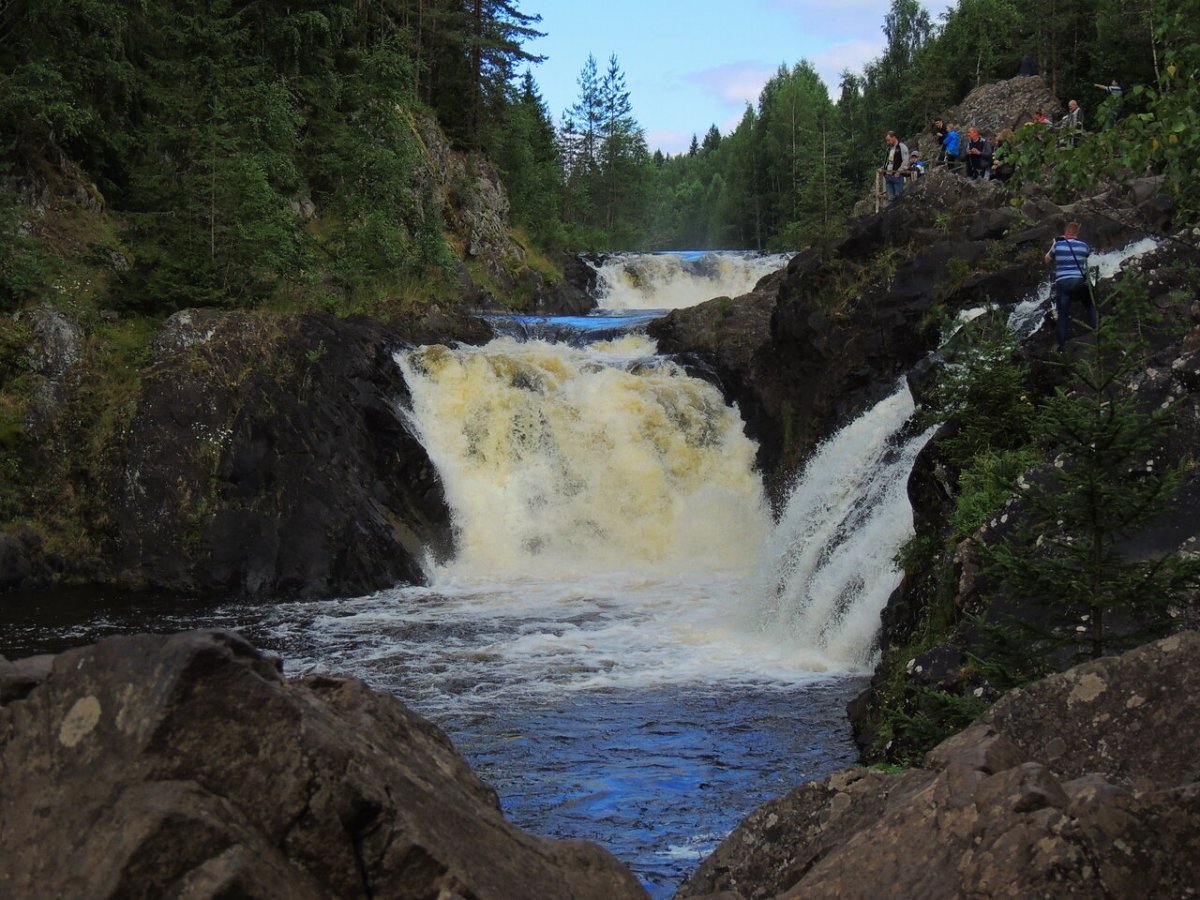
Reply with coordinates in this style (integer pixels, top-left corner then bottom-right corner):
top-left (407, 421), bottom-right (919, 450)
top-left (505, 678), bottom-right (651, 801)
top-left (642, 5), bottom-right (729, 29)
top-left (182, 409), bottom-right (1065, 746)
top-left (983, 277), bottom-right (1200, 669)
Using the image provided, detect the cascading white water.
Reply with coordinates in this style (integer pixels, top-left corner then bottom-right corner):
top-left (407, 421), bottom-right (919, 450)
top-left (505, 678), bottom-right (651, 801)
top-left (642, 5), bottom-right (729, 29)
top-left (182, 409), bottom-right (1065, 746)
top-left (589, 251), bottom-right (793, 310)
top-left (387, 334), bottom-right (849, 692)
top-left (396, 335), bottom-right (772, 580)
top-left (753, 385), bottom-right (937, 670)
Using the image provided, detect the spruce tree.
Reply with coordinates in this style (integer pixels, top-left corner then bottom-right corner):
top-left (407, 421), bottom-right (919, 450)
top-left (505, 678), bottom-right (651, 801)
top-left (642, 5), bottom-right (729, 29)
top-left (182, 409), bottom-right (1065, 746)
top-left (983, 278), bottom-right (1200, 664)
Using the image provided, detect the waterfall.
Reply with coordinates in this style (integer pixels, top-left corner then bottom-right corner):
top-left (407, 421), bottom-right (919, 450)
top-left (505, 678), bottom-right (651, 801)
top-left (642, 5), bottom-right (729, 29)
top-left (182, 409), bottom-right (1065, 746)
top-left (588, 251), bottom-right (793, 311)
top-left (753, 384), bottom-right (937, 670)
top-left (749, 237), bottom-right (1160, 671)
top-left (396, 335), bottom-right (772, 582)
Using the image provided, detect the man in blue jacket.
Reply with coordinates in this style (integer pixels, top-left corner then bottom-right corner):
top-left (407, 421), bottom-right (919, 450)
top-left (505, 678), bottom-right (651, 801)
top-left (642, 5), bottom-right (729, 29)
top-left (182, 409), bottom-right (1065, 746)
top-left (942, 124), bottom-right (961, 171)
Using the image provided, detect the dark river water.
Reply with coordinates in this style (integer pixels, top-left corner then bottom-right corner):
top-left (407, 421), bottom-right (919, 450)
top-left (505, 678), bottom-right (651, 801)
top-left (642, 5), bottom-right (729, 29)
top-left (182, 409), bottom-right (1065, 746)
top-left (0, 584), bottom-right (865, 898)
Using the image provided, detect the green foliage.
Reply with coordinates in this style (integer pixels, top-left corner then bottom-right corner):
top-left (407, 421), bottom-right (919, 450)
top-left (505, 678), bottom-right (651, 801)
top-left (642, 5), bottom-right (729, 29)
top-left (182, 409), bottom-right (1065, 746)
top-left (966, 613), bottom-right (1054, 690)
top-left (0, 181), bottom-right (61, 310)
top-left (1008, 16), bottom-right (1200, 224)
top-left (558, 54), bottom-right (651, 248)
top-left (951, 448), bottom-right (1042, 537)
top-left (983, 278), bottom-right (1200, 664)
top-left (923, 312), bottom-right (1037, 471)
top-left (892, 688), bottom-right (989, 759)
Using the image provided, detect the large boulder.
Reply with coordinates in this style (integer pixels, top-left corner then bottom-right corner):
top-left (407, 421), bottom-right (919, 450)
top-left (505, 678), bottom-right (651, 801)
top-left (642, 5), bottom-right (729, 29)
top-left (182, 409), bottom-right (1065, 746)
top-left (944, 74), bottom-right (1063, 136)
top-left (679, 632), bottom-right (1200, 899)
top-left (15, 305), bottom-right (85, 438)
top-left (0, 630), bottom-right (648, 900)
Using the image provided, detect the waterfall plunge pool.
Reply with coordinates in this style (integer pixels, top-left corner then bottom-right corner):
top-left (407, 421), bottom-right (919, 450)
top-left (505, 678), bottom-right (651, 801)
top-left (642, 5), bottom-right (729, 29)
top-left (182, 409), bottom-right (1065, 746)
top-left (3, 251), bottom-right (937, 897)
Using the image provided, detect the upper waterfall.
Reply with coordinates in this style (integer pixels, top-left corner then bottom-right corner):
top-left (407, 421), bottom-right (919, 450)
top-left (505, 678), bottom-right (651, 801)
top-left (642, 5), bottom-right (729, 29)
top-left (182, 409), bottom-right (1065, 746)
top-left (587, 251), bottom-right (793, 311)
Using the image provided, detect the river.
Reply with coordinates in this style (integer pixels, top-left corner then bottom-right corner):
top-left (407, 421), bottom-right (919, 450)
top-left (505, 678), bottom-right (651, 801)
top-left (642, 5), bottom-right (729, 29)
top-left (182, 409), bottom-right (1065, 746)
top-left (2, 250), bottom-right (935, 897)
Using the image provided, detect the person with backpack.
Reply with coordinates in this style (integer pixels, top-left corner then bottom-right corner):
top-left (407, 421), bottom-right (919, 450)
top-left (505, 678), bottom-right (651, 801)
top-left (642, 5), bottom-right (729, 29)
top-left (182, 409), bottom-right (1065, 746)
top-left (1045, 221), bottom-right (1095, 351)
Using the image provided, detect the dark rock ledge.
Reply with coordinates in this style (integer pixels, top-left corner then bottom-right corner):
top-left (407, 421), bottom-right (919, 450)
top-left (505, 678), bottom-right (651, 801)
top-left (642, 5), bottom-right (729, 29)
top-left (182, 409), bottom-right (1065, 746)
top-left (678, 631), bottom-right (1200, 900)
top-left (0, 630), bottom-right (648, 900)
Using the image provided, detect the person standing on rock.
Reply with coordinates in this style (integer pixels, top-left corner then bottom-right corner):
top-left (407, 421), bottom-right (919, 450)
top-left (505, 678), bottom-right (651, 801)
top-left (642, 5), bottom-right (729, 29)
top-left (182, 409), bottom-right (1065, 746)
top-left (1045, 221), bottom-right (1096, 352)
top-left (933, 118), bottom-right (949, 163)
top-left (880, 131), bottom-right (910, 201)
top-left (943, 124), bottom-right (962, 172)
top-left (1060, 100), bottom-right (1084, 146)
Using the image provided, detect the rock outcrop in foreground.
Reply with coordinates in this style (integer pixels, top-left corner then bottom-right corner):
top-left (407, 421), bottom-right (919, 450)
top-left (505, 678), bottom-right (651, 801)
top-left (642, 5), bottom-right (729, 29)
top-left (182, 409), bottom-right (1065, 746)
top-left (0, 630), bottom-right (647, 900)
top-left (678, 632), bottom-right (1200, 899)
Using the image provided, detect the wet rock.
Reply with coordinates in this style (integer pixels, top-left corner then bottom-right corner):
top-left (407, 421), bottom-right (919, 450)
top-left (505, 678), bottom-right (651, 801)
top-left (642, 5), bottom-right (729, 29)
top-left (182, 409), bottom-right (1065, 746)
top-left (106, 313), bottom-right (455, 599)
top-left (0, 525), bottom-right (56, 593)
top-left (0, 630), bottom-right (647, 900)
top-left (680, 633), bottom-right (1200, 899)
top-left (905, 643), bottom-right (967, 690)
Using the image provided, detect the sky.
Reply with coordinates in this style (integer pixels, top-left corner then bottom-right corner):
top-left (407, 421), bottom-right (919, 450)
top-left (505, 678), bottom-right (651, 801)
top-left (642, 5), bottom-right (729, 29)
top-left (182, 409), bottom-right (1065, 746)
top-left (523, 0), bottom-right (954, 156)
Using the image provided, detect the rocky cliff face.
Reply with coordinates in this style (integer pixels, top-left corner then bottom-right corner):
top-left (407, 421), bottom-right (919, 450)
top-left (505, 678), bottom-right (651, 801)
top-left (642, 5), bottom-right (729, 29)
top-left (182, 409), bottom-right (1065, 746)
top-left (678, 632), bottom-right (1200, 900)
top-left (415, 115), bottom-right (590, 315)
top-left (848, 232), bottom-right (1200, 757)
top-left (651, 165), bottom-right (1147, 502)
top-left (0, 629), bottom-right (648, 899)
top-left (100, 310), bottom-right (468, 599)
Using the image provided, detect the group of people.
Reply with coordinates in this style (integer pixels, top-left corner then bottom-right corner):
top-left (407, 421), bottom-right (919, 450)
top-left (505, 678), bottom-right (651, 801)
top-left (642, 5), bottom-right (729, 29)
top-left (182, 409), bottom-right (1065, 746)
top-left (881, 75), bottom-right (1126, 199)
top-left (881, 132), bottom-right (1100, 348)
top-left (879, 121), bottom-right (1015, 201)
top-left (933, 120), bottom-right (1018, 181)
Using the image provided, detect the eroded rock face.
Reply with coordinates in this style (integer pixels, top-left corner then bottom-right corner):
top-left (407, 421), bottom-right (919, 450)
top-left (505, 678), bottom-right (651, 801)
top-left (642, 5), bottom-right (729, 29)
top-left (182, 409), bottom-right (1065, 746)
top-left (104, 312), bottom-right (455, 599)
top-left (0, 630), bottom-right (648, 900)
top-left (679, 633), bottom-right (1200, 900)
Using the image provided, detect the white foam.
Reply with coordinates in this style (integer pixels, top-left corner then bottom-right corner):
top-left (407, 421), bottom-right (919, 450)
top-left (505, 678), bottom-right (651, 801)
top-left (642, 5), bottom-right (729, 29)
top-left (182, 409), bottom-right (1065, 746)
top-left (588, 251), bottom-right (793, 311)
top-left (751, 384), bottom-right (937, 671)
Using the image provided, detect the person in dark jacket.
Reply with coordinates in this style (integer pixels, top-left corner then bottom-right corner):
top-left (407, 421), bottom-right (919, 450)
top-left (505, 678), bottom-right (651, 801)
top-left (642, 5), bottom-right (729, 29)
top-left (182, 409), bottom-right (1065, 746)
top-left (933, 118), bottom-right (949, 163)
top-left (964, 127), bottom-right (992, 179)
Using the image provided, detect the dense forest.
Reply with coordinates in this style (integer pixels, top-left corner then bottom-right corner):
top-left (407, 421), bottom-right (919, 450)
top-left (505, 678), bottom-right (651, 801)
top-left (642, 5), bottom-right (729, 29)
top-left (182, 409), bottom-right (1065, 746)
top-left (0, 0), bottom-right (1196, 318)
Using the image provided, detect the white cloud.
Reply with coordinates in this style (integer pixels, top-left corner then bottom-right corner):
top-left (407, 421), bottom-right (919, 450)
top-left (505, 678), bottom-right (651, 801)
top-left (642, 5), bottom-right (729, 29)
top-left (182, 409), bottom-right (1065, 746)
top-left (687, 61), bottom-right (779, 111)
top-left (763, 0), bottom-right (955, 38)
top-left (809, 38), bottom-right (886, 93)
top-left (646, 129), bottom-right (692, 156)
